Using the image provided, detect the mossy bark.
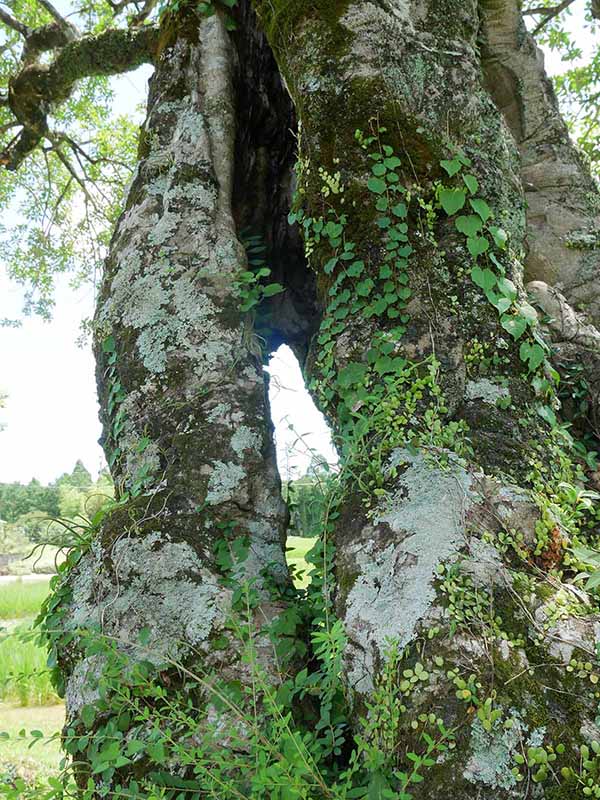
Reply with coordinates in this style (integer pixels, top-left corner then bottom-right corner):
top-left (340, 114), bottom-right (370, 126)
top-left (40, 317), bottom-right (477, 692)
top-left (255, 0), bottom-right (600, 796)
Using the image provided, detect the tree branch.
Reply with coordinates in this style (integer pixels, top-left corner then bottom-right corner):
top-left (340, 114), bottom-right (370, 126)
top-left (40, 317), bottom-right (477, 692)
top-left (525, 0), bottom-right (577, 33)
top-left (0, 5), bottom-right (29, 36)
top-left (22, 23), bottom-right (80, 63)
top-left (1, 24), bottom-right (158, 170)
top-left (34, 0), bottom-right (78, 37)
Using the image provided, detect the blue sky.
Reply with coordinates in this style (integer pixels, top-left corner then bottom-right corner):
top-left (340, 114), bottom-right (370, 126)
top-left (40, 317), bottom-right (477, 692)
top-left (0, 8), bottom-right (595, 485)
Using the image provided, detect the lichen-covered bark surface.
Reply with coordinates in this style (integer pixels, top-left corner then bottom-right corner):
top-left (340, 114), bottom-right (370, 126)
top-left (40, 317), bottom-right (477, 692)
top-left (59, 12), bottom-right (289, 722)
top-left (479, 0), bottom-right (600, 326)
top-left (255, 0), bottom-right (600, 795)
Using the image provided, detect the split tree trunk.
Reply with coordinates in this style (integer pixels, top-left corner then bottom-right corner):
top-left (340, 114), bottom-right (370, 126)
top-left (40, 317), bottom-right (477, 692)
top-left (53, 1), bottom-right (600, 797)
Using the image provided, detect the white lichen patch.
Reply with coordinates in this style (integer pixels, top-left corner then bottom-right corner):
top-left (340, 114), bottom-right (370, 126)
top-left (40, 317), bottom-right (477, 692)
top-left (231, 426), bottom-right (262, 458)
top-left (207, 402), bottom-right (232, 425)
top-left (534, 595), bottom-right (600, 663)
top-left (67, 536), bottom-right (224, 665)
top-left (465, 378), bottom-right (510, 404)
top-left (236, 518), bottom-right (288, 589)
top-left (461, 538), bottom-right (507, 587)
top-left (464, 712), bottom-right (545, 791)
top-left (206, 460), bottom-right (246, 505)
top-left (464, 716), bottom-right (520, 790)
top-left (343, 449), bottom-right (476, 693)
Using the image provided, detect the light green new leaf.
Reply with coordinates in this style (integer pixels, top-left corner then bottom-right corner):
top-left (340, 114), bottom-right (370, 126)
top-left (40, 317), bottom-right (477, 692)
top-left (467, 235), bottom-right (490, 258)
top-left (496, 277), bottom-right (517, 301)
top-left (463, 174), bottom-right (479, 195)
top-left (440, 158), bottom-right (462, 177)
top-left (455, 214), bottom-right (482, 237)
top-left (469, 198), bottom-right (492, 222)
top-left (439, 187), bottom-right (467, 216)
top-left (367, 177), bottom-right (387, 194)
top-left (489, 225), bottom-right (508, 249)
top-left (501, 314), bottom-right (527, 340)
top-left (471, 266), bottom-right (497, 292)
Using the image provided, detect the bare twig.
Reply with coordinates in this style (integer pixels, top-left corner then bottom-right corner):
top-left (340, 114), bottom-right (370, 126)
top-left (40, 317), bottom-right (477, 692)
top-left (526, 0), bottom-right (577, 33)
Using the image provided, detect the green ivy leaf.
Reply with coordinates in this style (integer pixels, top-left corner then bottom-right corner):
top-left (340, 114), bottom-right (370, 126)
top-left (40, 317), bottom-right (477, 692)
top-left (440, 158), bottom-right (462, 177)
top-left (439, 188), bottom-right (467, 216)
top-left (463, 174), bottom-right (479, 195)
top-left (367, 177), bottom-right (387, 195)
top-left (391, 202), bottom-right (408, 218)
top-left (384, 156), bottom-right (402, 169)
top-left (517, 302), bottom-right (538, 326)
top-left (356, 279), bottom-right (375, 296)
top-left (338, 362), bottom-right (368, 388)
top-left (496, 277), bottom-right (517, 301)
top-left (373, 297), bottom-right (388, 315)
top-left (537, 404), bottom-right (557, 427)
top-left (489, 225), bottom-right (508, 249)
top-left (467, 235), bottom-right (490, 258)
top-left (372, 163), bottom-right (387, 177)
top-left (519, 341), bottom-right (545, 371)
top-left (80, 704), bottom-right (96, 728)
top-left (324, 221), bottom-right (344, 239)
top-left (102, 335), bottom-right (116, 353)
top-left (347, 260), bottom-right (365, 277)
top-left (486, 292), bottom-right (512, 315)
top-left (469, 198), bottom-right (492, 222)
top-left (262, 283), bottom-right (285, 297)
top-left (501, 314), bottom-right (527, 340)
top-left (455, 214), bottom-right (482, 238)
top-left (471, 266), bottom-right (496, 292)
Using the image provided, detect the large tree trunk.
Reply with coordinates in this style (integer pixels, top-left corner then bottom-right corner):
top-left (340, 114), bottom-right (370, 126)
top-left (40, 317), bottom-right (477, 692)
top-left (49, 1), bottom-right (600, 797)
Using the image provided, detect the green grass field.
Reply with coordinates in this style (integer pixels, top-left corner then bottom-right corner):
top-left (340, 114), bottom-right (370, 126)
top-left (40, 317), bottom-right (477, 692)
top-left (286, 536), bottom-right (316, 588)
top-left (0, 704), bottom-right (64, 785)
top-left (0, 579), bottom-right (50, 620)
top-left (0, 578), bottom-right (64, 791)
top-left (0, 623), bottom-right (59, 706)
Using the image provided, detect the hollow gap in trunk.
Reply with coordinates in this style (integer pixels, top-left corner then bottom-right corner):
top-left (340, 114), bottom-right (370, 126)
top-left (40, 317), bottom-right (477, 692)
top-left (267, 343), bottom-right (338, 585)
top-left (231, 0), bottom-right (319, 367)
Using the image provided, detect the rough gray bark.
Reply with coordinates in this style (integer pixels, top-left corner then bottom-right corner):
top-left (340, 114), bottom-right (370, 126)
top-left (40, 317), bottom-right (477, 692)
top-left (59, 12), bottom-right (290, 726)
top-left (480, 0), bottom-right (600, 324)
top-left (51, 0), bottom-right (600, 797)
top-left (255, 0), bottom-right (600, 796)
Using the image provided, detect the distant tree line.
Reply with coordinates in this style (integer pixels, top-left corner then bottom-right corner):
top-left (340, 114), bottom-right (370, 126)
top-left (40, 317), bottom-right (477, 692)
top-left (0, 461), bottom-right (114, 553)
